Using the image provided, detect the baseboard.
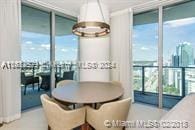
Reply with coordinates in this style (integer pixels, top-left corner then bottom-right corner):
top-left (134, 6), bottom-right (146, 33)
top-left (0, 113), bottom-right (21, 123)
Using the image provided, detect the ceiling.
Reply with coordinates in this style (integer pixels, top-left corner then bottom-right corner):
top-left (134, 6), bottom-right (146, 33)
top-left (39, 0), bottom-right (157, 15)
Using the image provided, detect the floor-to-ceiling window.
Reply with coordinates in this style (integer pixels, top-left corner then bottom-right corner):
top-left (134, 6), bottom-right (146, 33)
top-left (133, 0), bottom-right (195, 108)
top-left (21, 5), bottom-right (51, 110)
top-left (55, 15), bottom-right (78, 84)
top-left (162, 0), bottom-right (195, 107)
top-left (21, 5), bottom-right (78, 110)
top-left (133, 10), bottom-right (159, 106)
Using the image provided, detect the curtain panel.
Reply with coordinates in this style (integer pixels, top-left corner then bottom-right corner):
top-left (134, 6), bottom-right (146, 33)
top-left (0, 0), bottom-right (21, 123)
top-left (110, 9), bottom-right (134, 100)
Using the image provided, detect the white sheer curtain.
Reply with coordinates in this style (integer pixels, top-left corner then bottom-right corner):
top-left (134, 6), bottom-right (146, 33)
top-left (110, 9), bottom-right (134, 100)
top-left (0, 0), bottom-right (21, 123)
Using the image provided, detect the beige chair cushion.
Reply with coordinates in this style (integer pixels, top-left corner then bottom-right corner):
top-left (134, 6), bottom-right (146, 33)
top-left (41, 94), bottom-right (85, 130)
top-left (87, 98), bottom-right (131, 130)
top-left (49, 97), bottom-right (71, 110)
top-left (111, 81), bottom-right (122, 87)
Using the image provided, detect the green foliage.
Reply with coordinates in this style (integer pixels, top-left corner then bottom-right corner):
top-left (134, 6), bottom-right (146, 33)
top-left (163, 85), bottom-right (180, 95)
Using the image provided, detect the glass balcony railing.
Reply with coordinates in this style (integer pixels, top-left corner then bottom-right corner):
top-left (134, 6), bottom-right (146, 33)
top-left (21, 62), bottom-right (78, 89)
top-left (21, 62), bottom-right (78, 110)
top-left (22, 62), bottom-right (78, 75)
top-left (133, 65), bottom-right (195, 108)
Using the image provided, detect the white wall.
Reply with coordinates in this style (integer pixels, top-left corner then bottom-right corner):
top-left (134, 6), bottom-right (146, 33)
top-left (79, 1), bottom-right (110, 81)
top-left (79, 37), bottom-right (110, 81)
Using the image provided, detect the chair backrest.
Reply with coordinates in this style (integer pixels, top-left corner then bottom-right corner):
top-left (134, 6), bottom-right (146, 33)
top-left (21, 72), bottom-right (25, 76)
top-left (41, 94), bottom-right (68, 130)
top-left (63, 71), bottom-right (74, 80)
top-left (97, 98), bottom-right (131, 130)
top-left (57, 80), bottom-right (75, 87)
top-left (111, 81), bottom-right (122, 87)
top-left (41, 94), bottom-right (85, 130)
top-left (21, 72), bottom-right (26, 84)
top-left (100, 98), bottom-right (131, 119)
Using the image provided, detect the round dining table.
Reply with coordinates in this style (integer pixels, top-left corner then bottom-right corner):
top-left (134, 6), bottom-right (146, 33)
top-left (52, 81), bottom-right (124, 104)
top-left (52, 81), bottom-right (124, 130)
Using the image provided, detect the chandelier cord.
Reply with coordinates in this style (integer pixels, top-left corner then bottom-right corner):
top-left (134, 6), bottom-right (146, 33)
top-left (97, 0), bottom-right (106, 22)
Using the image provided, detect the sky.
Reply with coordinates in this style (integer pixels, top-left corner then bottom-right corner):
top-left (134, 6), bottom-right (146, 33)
top-left (22, 32), bottom-right (78, 62)
top-left (133, 17), bottom-right (195, 64)
top-left (22, 17), bottom-right (195, 65)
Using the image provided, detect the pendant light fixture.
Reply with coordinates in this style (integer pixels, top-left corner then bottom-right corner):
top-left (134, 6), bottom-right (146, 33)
top-left (72, 0), bottom-right (110, 37)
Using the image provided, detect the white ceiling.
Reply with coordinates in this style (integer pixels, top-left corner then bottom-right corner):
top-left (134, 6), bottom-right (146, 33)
top-left (39, 0), bottom-right (157, 15)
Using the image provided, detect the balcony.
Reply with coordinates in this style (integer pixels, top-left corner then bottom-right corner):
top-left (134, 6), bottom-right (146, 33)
top-left (21, 62), bottom-right (78, 110)
top-left (133, 65), bottom-right (195, 108)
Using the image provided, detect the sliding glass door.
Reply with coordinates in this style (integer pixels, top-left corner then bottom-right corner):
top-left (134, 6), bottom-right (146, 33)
top-left (21, 5), bottom-right (51, 110)
top-left (55, 15), bottom-right (78, 84)
top-left (21, 5), bottom-right (78, 111)
top-left (133, 10), bottom-right (159, 106)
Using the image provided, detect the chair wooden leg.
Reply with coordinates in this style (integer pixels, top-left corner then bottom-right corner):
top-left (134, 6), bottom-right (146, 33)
top-left (38, 83), bottom-right (40, 91)
top-left (87, 124), bottom-right (93, 130)
top-left (33, 83), bottom-right (35, 90)
top-left (73, 104), bottom-right (76, 109)
top-left (81, 123), bottom-right (91, 130)
top-left (0, 123), bottom-right (3, 127)
top-left (48, 125), bottom-right (51, 130)
top-left (24, 85), bottom-right (27, 95)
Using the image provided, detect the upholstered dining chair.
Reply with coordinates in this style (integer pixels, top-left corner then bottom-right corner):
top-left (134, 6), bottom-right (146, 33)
top-left (21, 72), bottom-right (39, 95)
top-left (86, 98), bottom-right (131, 130)
top-left (41, 94), bottom-right (85, 130)
top-left (62, 71), bottom-right (74, 80)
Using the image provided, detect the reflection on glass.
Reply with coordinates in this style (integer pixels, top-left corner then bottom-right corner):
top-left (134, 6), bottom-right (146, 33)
top-left (55, 15), bottom-right (78, 82)
top-left (163, 68), bottom-right (181, 96)
top-left (21, 5), bottom-right (51, 110)
top-left (185, 69), bottom-right (195, 94)
top-left (133, 67), bottom-right (142, 91)
top-left (162, 1), bottom-right (195, 108)
top-left (133, 10), bottom-right (158, 93)
top-left (163, 1), bottom-right (195, 96)
top-left (144, 68), bottom-right (158, 93)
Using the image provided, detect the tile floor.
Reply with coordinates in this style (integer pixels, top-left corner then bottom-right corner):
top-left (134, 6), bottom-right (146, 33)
top-left (0, 103), bottom-right (168, 130)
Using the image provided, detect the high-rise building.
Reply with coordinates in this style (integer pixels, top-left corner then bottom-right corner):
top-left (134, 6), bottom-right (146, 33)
top-left (170, 42), bottom-right (194, 95)
top-left (172, 55), bottom-right (179, 67)
top-left (176, 42), bottom-right (194, 67)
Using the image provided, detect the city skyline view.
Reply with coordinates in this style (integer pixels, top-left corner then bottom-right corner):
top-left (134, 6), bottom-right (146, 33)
top-left (22, 17), bottom-right (195, 66)
top-left (133, 17), bottom-right (195, 66)
top-left (133, 14), bottom-right (195, 96)
top-left (21, 6), bottom-right (195, 96)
